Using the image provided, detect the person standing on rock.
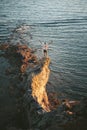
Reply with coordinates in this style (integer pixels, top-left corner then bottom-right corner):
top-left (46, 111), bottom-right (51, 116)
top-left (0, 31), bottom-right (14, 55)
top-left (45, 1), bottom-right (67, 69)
top-left (42, 42), bottom-right (48, 57)
top-left (39, 40), bottom-right (52, 57)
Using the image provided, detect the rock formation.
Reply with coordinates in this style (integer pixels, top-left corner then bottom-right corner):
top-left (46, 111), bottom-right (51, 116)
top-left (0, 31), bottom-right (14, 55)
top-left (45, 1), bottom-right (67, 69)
top-left (31, 57), bottom-right (51, 112)
top-left (0, 43), bottom-right (87, 130)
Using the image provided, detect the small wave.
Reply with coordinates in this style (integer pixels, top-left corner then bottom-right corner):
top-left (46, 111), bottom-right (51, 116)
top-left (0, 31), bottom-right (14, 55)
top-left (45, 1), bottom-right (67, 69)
top-left (15, 25), bottom-right (31, 33)
top-left (33, 18), bottom-right (87, 27)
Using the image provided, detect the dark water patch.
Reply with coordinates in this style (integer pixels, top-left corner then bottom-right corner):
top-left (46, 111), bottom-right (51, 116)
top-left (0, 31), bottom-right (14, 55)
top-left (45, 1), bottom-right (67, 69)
top-left (0, 14), bottom-right (7, 17)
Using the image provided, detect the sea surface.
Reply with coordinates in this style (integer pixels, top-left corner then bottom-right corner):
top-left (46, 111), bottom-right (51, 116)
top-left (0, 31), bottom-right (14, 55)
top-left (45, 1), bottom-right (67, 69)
top-left (0, 0), bottom-right (87, 110)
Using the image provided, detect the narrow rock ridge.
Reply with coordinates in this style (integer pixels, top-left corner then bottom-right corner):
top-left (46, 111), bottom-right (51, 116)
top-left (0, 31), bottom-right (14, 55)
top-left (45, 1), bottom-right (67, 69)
top-left (31, 57), bottom-right (51, 112)
top-left (0, 43), bottom-right (51, 112)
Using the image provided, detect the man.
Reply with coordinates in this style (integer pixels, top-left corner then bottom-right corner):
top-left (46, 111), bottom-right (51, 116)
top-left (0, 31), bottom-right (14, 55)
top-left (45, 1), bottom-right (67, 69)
top-left (43, 42), bottom-right (48, 57)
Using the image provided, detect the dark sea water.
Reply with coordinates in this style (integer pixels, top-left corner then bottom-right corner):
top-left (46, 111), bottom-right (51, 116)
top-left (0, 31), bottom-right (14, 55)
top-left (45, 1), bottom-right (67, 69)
top-left (0, 0), bottom-right (87, 105)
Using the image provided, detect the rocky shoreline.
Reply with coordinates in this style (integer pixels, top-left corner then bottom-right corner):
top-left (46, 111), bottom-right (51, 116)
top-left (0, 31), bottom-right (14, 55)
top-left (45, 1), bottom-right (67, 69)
top-left (0, 43), bottom-right (87, 130)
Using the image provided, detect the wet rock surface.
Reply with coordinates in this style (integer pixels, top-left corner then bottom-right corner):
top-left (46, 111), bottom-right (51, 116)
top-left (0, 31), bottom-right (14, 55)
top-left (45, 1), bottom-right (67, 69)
top-left (0, 43), bottom-right (87, 130)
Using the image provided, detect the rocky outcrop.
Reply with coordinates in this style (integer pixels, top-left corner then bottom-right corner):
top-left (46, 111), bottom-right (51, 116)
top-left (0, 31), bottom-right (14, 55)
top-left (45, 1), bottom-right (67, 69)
top-left (0, 43), bottom-right (87, 130)
top-left (31, 57), bottom-right (51, 112)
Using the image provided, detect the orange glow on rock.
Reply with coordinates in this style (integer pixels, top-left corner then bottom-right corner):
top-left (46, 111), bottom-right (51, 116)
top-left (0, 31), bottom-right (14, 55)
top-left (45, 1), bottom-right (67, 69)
top-left (31, 58), bottom-right (51, 112)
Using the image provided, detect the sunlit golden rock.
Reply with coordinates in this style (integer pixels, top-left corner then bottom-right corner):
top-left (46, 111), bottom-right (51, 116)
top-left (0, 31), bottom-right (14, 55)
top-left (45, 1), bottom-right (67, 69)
top-left (31, 57), bottom-right (51, 112)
